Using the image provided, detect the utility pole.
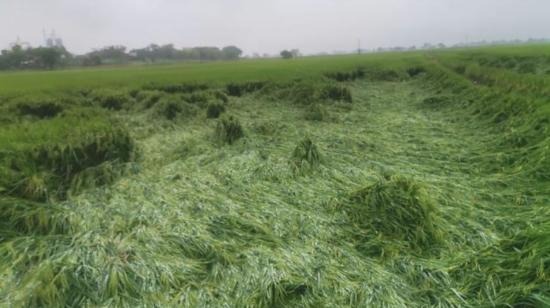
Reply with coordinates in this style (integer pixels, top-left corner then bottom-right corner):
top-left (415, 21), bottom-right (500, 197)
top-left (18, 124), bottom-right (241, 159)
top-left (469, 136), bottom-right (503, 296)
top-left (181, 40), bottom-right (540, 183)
top-left (357, 39), bottom-right (361, 55)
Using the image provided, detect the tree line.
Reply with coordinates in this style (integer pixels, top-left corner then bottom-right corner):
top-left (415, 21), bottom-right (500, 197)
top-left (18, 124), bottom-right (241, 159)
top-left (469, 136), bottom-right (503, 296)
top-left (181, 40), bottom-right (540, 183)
top-left (0, 43), bottom-right (244, 70)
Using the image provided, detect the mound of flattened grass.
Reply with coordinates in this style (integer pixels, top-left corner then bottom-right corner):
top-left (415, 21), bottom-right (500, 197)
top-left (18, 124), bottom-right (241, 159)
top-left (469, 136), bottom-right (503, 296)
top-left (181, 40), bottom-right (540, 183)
top-left (346, 175), bottom-right (443, 249)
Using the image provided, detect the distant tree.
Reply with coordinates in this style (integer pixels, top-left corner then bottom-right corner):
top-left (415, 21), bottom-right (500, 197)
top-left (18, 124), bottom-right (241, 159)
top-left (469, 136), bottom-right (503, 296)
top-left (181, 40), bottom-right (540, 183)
top-left (195, 47), bottom-right (222, 61)
top-left (290, 49), bottom-right (301, 58)
top-left (88, 45), bottom-right (128, 64)
top-left (157, 44), bottom-right (177, 60)
top-left (82, 54), bottom-right (102, 66)
top-left (31, 47), bottom-right (64, 69)
top-left (221, 46), bottom-right (243, 60)
top-left (280, 50), bottom-right (293, 59)
top-left (7, 44), bottom-right (26, 68)
top-left (422, 43), bottom-right (433, 50)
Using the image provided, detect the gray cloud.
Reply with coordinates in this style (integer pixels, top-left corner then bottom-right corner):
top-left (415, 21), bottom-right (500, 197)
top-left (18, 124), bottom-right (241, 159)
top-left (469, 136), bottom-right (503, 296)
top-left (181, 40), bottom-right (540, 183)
top-left (1, 0), bottom-right (549, 55)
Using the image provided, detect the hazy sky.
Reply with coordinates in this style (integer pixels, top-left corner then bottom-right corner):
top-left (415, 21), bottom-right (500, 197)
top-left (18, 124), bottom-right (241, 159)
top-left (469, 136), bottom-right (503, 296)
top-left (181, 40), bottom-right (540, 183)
top-left (1, 0), bottom-right (549, 55)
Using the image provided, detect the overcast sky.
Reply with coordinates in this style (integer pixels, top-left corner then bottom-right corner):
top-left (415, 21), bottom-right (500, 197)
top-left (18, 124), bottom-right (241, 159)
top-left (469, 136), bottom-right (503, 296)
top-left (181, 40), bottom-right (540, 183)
top-left (1, 0), bottom-right (549, 55)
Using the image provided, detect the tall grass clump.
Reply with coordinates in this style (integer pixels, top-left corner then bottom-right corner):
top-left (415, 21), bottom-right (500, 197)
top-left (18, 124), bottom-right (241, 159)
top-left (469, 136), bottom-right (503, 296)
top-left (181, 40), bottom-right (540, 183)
top-left (325, 67), bottom-right (365, 81)
top-left (206, 102), bottom-right (226, 119)
top-left (215, 115), bottom-right (244, 144)
top-left (345, 175), bottom-right (443, 250)
top-left (290, 137), bottom-right (321, 174)
top-left (320, 84), bottom-right (353, 103)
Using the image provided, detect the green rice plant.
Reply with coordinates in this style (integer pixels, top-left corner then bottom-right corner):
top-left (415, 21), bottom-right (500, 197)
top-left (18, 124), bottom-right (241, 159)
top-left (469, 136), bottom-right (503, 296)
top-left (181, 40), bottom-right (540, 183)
top-left (406, 66), bottom-right (426, 77)
top-left (206, 102), bottom-right (226, 119)
top-left (181, 91), bottom-right (212, 108)
top-left (226, 81), bottom-right (268, 97)
top-left (251, 120), bottom-right (283, 135)
top-left (345, 175), bottom-right (444, 250)
top-left (320, 84), bottom-right (352, 103)
top-left (153, 97), bottom-right (197, 120)
top-left (0, 197), bottom-right (70, 238)
top-left (15, 172), bottom-right (52, 202)
top-left (215, 115), bottom-right (244, 144)
top-left (325, 67), bottom-right (366, 81)
top-left (15, 98), bottom-right (64, 119)
top-left (69, 161), bottom-right (126, 196)
top-left (135, 90), bottom-right (164, 109)
top-left (517, 62), bottom-right (537, 74)
top-left (364, 68), bottom-right (404, 81)
top-left (282, 81), bottom-right (319, 104)
top-left (0, 115), bottom-right (135, 201)
top-left (453, 221), bottom-right (550, 307)
top-left (304, 103), bottom-right (328, 121)
top-left (290, 137), bottom-right (321, 174)
top-left (143, 82), bottom-right (209, 94)
top-left (90, 89), bottom-right (131, 110)
top-left (1, 43), bottom-right (550, 307)
top-left (420, 95), bottom-right (454, 109)
top-left (213, 90), bottom-right (229, 103)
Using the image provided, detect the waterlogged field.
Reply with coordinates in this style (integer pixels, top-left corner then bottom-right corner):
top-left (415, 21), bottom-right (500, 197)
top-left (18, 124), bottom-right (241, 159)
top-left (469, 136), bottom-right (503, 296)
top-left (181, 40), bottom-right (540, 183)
top-left (0, 45), bottom-right (549, 307)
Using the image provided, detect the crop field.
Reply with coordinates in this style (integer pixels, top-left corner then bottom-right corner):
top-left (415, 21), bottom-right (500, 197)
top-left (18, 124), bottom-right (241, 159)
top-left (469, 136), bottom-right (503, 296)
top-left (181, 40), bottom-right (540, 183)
top-left (0, 44), bottom-right (549, 307)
